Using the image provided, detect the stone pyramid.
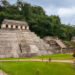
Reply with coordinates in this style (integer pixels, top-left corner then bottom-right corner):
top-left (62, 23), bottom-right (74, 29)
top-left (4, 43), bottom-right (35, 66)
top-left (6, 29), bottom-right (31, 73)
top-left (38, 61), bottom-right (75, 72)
top-left (0, 19), bottom-right (53, 58)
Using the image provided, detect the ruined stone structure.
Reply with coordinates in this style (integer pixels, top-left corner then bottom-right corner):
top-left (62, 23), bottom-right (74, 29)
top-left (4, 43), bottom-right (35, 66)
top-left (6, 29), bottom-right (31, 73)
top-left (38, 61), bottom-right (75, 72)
top-left (0, 19), bottom-right (53, 58)
top-left (43, 36), bottom-right (66, 53)
top-left (71, 37), bottom-right (75, 42)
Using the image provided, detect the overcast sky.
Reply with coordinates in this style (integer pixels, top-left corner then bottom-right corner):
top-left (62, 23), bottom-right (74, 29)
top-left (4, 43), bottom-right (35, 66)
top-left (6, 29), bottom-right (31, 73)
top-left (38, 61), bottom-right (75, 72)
top-left (7, 0), bottom-right (75, 25)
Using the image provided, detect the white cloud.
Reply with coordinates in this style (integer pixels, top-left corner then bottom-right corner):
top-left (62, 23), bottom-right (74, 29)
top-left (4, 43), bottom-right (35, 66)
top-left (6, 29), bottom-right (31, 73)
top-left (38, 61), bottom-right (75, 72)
top-left (57, 7), bottom-right (75, 17)
top-left (56, 7), bottom-right (75, 24)
top-left (44, 7), bottom-right (59, 15)
top-left (44, 6), bottom-right (75, 25)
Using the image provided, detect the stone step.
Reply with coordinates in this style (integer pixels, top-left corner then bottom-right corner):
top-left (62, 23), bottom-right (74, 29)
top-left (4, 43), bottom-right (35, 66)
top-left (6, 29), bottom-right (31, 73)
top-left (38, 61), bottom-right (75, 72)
top-left (0, 29), bottom-right (53, 58)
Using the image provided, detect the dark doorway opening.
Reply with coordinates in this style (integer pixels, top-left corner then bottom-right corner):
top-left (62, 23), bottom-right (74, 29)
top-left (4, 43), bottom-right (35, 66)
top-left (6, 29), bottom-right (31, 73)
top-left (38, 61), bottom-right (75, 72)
top-left (6, 24), bottom-right (8, 28)
top-left (16, 26), bottom-right (18, 29)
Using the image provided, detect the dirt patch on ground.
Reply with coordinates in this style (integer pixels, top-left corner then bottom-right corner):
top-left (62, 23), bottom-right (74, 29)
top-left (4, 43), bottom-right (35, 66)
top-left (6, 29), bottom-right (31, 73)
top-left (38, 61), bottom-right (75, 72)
top-left (0, 70), bottom-right (8, 75)
top-left (0, 59), bottom-right (73, 63)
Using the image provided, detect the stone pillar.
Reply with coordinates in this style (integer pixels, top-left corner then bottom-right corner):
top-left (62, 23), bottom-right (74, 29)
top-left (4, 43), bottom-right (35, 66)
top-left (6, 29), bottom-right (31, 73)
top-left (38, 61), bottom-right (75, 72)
top-left (1, 24), bottom-right (6, 28)
top-left (18, 26), bottom-right (21, 29)
top-left (26, 26), bottom-right (29, 30)
top-left (8, 25), bottom-right (11, 29)
top-left (13, 25), bottom-right (16, 29)
top-left (22, 26), bottom-right (25, 29)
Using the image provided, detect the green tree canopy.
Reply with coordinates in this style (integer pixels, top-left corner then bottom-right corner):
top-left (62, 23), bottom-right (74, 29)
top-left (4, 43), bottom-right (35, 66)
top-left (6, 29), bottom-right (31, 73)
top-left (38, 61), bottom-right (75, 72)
top-left (0, 0), bottom-right (75, 40)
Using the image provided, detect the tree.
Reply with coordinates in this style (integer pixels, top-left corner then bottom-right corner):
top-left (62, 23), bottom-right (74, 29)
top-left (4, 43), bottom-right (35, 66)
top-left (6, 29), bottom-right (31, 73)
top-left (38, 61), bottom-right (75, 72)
top-left (17, 0), bottom-right (23, 11)
top-left (0, 0), bottom-right (75, 41)
top-left (0, 0), bottom-right (10, 7)
top-left (21, 3), bottom-right (32, 19)
top-left (32, 6), bottom-right (45, 15)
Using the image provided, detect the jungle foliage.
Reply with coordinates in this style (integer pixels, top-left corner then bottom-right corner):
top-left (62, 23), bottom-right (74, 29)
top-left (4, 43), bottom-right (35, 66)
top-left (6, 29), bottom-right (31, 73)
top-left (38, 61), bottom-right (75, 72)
top-left (0, 0), bottom-right (75, 40)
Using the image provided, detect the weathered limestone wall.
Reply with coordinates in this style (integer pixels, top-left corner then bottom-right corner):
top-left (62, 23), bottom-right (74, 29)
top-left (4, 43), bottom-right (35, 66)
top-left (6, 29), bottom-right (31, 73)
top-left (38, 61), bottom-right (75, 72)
top-left (0, 30), bottom-right (53, 58)
top-left (0, 30), bottom-right (20, 58)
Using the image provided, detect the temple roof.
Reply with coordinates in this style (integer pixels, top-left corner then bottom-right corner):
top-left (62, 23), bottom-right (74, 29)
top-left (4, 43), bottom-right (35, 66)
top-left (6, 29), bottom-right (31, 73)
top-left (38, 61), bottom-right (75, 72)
top-left (2, 19), bottom-right (28, 26)
top-left (55, 40), bottom-right (66, 48)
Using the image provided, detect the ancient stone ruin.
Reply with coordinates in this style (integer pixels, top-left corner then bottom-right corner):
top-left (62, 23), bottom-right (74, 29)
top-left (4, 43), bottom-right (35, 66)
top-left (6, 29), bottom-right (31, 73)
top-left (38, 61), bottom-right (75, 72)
top-left (71, 37), bottom-right (75, 42)
top-left (43, 36), bottom-right (66, 53)
top-left (0, 19), bottom-right (53, 58)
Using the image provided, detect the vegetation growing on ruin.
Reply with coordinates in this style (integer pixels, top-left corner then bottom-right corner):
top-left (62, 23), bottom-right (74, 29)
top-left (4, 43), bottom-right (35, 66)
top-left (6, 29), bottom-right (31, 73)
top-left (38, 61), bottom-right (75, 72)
top-left (0, 0), bottom-right (75, 40)
top-left (64, 41), bottom-right (75, 48)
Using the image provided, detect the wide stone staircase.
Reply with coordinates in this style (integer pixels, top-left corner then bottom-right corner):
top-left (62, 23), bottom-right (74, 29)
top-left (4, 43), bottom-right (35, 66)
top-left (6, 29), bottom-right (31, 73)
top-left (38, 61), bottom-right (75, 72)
top-left (19, 31), bottom-right (53, 56)
top-left (0, 29), bottom-right (53, 58)
top-left (0, 29), bottom-right (20, 58)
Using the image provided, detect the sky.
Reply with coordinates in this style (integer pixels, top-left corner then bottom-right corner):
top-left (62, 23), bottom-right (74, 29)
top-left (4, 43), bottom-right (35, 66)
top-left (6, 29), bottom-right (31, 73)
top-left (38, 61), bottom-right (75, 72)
top-left (7, 0), bottom-right (75, 25)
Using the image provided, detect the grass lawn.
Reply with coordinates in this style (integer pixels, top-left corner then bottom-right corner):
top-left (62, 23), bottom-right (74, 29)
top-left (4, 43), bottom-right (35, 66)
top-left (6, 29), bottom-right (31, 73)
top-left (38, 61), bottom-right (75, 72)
top-left (33, 53), bottom-right (74, 60)
top-left (0, 53), bottom-right (74, 60)
top-left (0, 61), bottom-right (75, 75)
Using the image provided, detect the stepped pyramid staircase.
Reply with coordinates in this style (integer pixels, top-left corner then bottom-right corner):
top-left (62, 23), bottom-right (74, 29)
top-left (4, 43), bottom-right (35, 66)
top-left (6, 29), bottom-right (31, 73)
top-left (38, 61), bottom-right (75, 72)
top-left (0, 29), bottom-right (53, 58)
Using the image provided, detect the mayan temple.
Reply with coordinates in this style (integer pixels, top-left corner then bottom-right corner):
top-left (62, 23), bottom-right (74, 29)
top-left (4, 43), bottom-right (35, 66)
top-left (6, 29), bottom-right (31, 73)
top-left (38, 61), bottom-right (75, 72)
top-left (0, 19), bottom-right (53, 58)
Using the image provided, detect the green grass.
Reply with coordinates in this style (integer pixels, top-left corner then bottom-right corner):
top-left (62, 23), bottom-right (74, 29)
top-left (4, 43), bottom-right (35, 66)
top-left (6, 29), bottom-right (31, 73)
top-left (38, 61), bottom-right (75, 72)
top-left (0, 57), bottom-right (29, 60)
top-left (0, 53), bottom-right (74, 60)
top-left (0, 61), bottom-right (75, 75)
top-left (33, 53), bottom-right (74, 60)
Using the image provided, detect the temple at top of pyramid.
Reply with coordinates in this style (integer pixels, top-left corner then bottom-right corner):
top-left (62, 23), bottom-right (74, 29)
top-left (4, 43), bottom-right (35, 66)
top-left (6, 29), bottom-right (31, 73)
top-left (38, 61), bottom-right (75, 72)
top-left (1, 19), bottom-right (29, 30)
top-left (0, 19), bottom-right (53, 58)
